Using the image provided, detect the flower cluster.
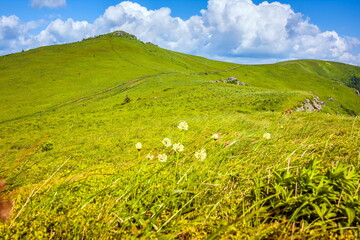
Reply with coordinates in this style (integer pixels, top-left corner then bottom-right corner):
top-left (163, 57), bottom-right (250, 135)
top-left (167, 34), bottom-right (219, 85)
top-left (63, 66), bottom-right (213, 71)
top-left (194, 148), bottom-right (207, 161)
top-left (212, 133), bottom-right (219, 141)
top-left (135, 142), bottom-right (142, 151)
top-left (162, 138), bottom-right (172, 147)
top-left (263, 133), bottom-right (271, 140)
top-left (178, 121), bottom-right (188, 131)
top-left (172, 143), bottom-right (184, 152)
top-left (139, 122), bottom-right (211, 163)
top-left (137, 121), bottom-right (273, 165)
top-left (146, 153), bottom-right (154, 160)
top-left (158, 153), bottom-right (168, 162)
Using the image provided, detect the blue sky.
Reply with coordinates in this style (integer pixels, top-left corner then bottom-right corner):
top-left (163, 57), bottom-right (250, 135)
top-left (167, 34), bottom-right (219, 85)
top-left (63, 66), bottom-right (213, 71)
top-left (1, 0), bottom-right (359, 65)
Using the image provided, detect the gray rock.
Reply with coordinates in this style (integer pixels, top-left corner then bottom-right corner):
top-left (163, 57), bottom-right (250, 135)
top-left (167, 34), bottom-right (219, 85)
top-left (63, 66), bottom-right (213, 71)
top-left (146, 42), bottom-right (158, 46)
top-left (112, 31), bottom-right (138, 40)
top-left (226, 76), bottom-right (238, 81)
top-left (328, 97), bottom-right (334, 101)
top-left (356, 89), bottom-right (360, 96)
top-left (295, 96), bottom-right (325, 112)
top-left (211, 76), bottom-right (246, 86)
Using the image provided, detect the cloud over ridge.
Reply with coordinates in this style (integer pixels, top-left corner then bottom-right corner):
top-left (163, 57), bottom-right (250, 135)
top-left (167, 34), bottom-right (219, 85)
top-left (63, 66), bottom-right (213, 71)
top-left (1, 0), bottom-right (360, 65)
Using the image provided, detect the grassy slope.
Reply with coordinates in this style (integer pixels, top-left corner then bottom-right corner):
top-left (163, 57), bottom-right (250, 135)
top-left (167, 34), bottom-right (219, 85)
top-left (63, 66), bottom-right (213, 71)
top-left (0, 33), bottom-right (359, 238)
top-left (276, 60), bottom-right (360, 114)
top-left (0, 33), bottom-right (235, 123)
top-left (1, 33), bottom-right (359, 123)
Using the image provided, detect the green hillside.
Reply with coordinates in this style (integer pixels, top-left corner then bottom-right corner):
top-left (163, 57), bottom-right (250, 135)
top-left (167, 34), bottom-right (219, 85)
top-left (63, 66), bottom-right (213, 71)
top-left (0, 31), bottom-right (236, 123)
top-left (0, 32), bottom-right (359, 239)
top-left (1, 31), bottom-right (359, 123)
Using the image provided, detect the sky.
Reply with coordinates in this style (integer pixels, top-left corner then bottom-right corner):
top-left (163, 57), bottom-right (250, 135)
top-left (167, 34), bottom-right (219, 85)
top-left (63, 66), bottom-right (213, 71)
top-left (1, 0), bottom-right (360, 65)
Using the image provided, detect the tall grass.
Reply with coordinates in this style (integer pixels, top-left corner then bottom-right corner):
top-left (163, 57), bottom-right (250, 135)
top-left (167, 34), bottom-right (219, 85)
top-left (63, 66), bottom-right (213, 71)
top-left (0, 33), bottom-right (359, 239)
top-left (1, 112), bottom-right (359, 239)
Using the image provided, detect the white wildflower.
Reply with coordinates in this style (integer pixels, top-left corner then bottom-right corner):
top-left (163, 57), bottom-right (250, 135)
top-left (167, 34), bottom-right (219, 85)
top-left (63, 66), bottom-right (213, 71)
top-left (135, 142), bottom-right (142, 151)
top-left (194, 149), bottom-right (207, 161)
top-left (263, 133), bottom-right (271, 140)
top-left (162, 138), bottom-right (172, 147)
top-left (178, 121), bottom-right (188, 131)
top-left (146, 153), bottom-right (154, 160)
top-left (158, 153), bottom-right (168, 162)
top-left (172, 143), bottom-right (184, 152)
top-left (212, 133), bottom-right (219, 141)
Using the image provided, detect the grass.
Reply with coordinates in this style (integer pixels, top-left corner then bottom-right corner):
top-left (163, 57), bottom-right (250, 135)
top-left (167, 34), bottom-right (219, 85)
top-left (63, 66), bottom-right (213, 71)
top-left (0, 32), bottom-right (359, 239)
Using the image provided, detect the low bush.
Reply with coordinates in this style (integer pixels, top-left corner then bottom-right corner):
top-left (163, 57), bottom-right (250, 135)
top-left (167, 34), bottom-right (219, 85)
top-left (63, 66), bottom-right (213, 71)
top-left (250, 159), bottom-right (360, 237)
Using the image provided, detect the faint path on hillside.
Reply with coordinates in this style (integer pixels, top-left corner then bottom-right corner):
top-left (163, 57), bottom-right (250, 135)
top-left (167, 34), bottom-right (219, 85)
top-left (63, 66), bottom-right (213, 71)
top-left (193, 65), bottom-right (242, 75)
top-left (0, 72), bottom-right (174, 124)
top-left (69, 64), bottom-right (242, 104)
top-left (70, 76), bottom-right (148, 104)
top-left (109, 38), bottom-right (141, 67)
top-left (0, 64), bottom-right (241, 124)
top-left (69, 72), bottom-right (175, 104)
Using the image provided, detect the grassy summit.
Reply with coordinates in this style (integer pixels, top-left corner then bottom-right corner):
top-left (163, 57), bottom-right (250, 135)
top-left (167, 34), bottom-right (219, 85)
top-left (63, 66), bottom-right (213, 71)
top-left (0, 31), bottom-right (359, 238)
top-left (1, 31), bottom-right (359, 123)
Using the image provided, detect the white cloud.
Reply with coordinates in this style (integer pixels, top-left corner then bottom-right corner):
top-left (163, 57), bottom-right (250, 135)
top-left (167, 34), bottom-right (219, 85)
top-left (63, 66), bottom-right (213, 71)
top-left (1, 0), bottom-right (360, 65)
top-left (93, 2), bottom-right (208, 53)
top-left (0, 15), bottom-right (42, 55)
top-left (36, 18), bottom-right (94, 45)
top-left (31, 0), bottom-right (66, 9)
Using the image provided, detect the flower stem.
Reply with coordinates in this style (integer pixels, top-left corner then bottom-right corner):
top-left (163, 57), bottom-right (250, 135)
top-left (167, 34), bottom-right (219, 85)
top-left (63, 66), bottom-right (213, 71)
top-left (175, 152), bottom-right (179, 181)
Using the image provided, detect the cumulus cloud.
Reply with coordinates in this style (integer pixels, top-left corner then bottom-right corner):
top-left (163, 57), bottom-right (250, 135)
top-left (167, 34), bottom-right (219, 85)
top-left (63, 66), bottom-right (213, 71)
top-left (31, 0), bottom-right (66, 9)
top-left (198, 0), bottom-right (360, 64)
top-left (93, 2), bottom-right (210, 53)
top-left (0, 15), bottom-right (42, 55)
top-left (1, 0), bottom-right (360, 65)
top-left (35, 18), bottom-right (94, 46)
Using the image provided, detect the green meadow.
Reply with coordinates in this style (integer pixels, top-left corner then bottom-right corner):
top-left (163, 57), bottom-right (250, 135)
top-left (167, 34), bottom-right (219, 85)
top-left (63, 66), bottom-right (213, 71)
top-left (0, 32), bottom-right (359, 239)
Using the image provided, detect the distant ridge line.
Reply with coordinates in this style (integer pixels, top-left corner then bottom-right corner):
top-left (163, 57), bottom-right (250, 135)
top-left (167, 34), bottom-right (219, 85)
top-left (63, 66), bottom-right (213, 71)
top-left (193, 65), bottom-right (242, 75)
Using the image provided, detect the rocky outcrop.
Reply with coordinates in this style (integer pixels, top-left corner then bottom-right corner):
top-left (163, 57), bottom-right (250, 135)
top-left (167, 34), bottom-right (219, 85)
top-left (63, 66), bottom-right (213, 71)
top-left (112, 31), bottom-right (138, 40)
top-left (146, 42), bottom-right (158, 46)
top-left (210, 76), bottom-right (246, 86)
top-left (295, 96), bottom-right (325, 112)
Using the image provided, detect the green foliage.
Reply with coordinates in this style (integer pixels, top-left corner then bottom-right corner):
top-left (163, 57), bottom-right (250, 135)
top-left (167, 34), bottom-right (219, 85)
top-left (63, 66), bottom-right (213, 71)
top-left (0, 35), bottom-right (360, 124)
top-left (0, 33), bottom-right (234, 123)
top-left (121, 95), bottom-right (131, 105)
top-left (0, 32), bottom-right (359, 239)
top-left (40, 142), bottom-right (54, 152)
top-left (251, 159), bottom-right (360, 234)
top-left (348, 75), bottom-right (360, 91)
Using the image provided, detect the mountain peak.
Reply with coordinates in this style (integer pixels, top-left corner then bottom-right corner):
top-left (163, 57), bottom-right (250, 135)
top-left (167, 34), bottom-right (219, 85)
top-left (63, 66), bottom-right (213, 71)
top-left (110, 31), bottom-right (138, 40)
top-left (82, 31), bottom-right (139, 43)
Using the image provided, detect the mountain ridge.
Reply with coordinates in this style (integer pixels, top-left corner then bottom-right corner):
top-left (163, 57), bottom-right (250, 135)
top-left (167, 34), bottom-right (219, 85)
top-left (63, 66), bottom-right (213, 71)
top-left (0, 31), bottom-right (359, 123)
top-left (1, 31), bottom-right (360, 238)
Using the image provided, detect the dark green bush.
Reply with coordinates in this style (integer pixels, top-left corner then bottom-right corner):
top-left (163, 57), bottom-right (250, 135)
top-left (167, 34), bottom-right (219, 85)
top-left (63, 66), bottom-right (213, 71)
top-left (348, 76), bottom-right (360, 91)
top-left (251, 159), bottom-right (360, 234)
top-left (40, 142), bottom-right (54, 152)
top-left (121, 95), bottom-right (131, 105)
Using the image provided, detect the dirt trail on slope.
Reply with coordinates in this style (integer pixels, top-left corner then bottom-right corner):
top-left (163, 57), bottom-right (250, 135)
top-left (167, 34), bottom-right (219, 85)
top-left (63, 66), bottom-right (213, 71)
top-left (194, 65), bottom-right (242, 75)
top-left (69, 72), bottom-right (177, 104)
top-left (69, 64), bottom-right (242, 105)
top-left (0, 64), bottom-right (240, 124)
top-left (70, 76), bottom-right (149, 104)
top-left (71, 39), bottom-right (242, 105)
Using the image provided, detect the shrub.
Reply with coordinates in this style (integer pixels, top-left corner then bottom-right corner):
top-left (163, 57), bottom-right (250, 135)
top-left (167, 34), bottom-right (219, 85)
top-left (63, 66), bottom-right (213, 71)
top-left (121, 95), bottom-right (131, 105)
top-left (41, 142), bottom-right (54, 152)
top-left (250, 159), bottom-right (360, 235)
